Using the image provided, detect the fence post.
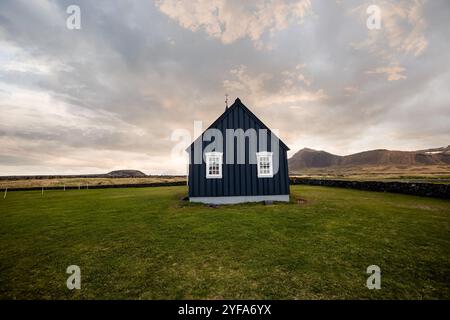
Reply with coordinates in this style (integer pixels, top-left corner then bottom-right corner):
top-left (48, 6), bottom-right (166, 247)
top-left (3, 187), bottom-right (7, 199)
top-left (42, 186), bottom-right (44, 196)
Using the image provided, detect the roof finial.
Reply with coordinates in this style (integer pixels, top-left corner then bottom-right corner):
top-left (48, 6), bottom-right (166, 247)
top-left (225, 93), bottom-right (229, 110)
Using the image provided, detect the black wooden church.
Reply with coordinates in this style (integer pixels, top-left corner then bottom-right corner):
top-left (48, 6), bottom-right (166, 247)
top-left (186, 98), bottom-right (290, 204)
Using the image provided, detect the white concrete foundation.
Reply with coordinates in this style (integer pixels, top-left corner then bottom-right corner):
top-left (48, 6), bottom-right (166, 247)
top-left (189, 194), bottom-right (290, 204)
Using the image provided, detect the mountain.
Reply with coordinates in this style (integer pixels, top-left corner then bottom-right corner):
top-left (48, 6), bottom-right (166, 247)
top-left (288, 146), bottom-right (450, 174)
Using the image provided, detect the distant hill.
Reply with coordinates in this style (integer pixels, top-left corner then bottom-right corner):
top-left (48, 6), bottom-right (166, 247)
top-left (289, 146), bottom-right (450, 174)
top-left (106, 170), bottom-right (147, 178)
top-left (288, 148), bottom-right (341, 169)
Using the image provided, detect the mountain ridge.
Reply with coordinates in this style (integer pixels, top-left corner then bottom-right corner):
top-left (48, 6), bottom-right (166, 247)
top-left (288, 146), bottom-right (450, 173)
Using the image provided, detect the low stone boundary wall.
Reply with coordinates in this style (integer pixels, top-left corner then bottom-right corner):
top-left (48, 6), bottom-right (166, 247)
top-left (5, 179), bottom-right (450, 199)
top-left (290, 178), bottom-right (450, 199)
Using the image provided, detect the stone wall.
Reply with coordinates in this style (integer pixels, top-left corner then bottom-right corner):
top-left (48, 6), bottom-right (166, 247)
top-left (5, 178), bottom-right (450, 199)
top-left (290, 178), bottom-right (450, 199)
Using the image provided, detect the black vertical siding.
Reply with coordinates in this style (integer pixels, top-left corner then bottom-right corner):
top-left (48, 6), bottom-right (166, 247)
top-left (234, 108), bottom-right (240, 195)
top-left (188, 102), bottom-right (290, 197)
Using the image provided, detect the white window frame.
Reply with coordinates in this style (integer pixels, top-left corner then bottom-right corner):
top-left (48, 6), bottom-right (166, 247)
top-left (256, 152), bottom-right (273, 178)
top-left (205, 152), bottom-right (223, 179)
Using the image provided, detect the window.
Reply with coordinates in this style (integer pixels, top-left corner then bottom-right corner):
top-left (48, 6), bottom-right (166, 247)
top-left (256, 152), bottom-right (273, 178)
top-left (205, 152), bottom-right (223, 179)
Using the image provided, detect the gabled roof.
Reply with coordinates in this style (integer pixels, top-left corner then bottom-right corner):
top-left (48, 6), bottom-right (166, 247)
top-left (185, 98), bottom-right (290, 151)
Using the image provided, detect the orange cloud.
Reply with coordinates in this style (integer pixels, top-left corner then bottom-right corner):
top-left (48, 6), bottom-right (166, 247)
top-left (366, 66), bottom-right (407, 81)
top-left (155, 0), bottom-right (312, 48)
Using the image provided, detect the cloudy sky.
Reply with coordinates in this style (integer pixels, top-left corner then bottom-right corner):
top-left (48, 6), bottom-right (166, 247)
top-left (0, 0), bottom-right (449, 175)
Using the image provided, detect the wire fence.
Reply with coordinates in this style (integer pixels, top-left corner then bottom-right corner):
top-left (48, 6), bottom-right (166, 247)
top-left (2, 181), bottom-right (187, 193)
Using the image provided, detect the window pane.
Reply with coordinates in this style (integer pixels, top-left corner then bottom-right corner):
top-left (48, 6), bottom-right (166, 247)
top-left (258, 154), bottom-right (272, 176)
top-left (206, 154), bottom-right (222, 177)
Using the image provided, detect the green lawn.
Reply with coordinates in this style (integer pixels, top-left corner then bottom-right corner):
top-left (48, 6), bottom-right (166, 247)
top-left (0, 186), bottom-right (449, 299)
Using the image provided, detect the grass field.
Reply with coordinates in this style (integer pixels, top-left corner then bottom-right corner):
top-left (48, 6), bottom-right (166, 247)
top-left (291, 167), bottom-right (450, 184)
top-left (0, 186), bottom-right (449, 299)
top-left (0, 176), bottom-right (185, 189)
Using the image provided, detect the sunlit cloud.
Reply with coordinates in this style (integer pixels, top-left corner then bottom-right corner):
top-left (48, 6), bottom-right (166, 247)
top-left (350, 0), bottom-right (428, 59)
top-left (223, 64), bottom-right (325, 107)
top-left (366, 66), bottom-right (407, 81)
top-left (155, 0), bottom-right (312, 48)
